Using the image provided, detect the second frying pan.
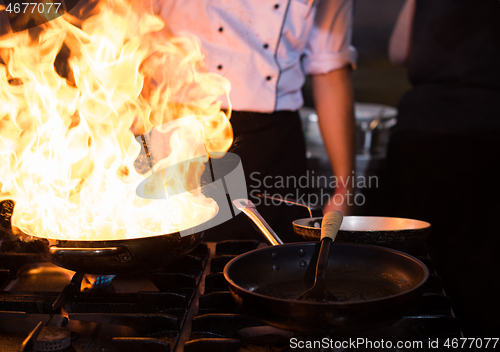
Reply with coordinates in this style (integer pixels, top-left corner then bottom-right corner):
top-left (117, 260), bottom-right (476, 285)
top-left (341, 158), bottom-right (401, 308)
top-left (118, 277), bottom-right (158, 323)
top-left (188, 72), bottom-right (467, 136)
top-left (228, 199), bottom-right (429, 334)
top-left (293, 216), bottom-right (431, 254)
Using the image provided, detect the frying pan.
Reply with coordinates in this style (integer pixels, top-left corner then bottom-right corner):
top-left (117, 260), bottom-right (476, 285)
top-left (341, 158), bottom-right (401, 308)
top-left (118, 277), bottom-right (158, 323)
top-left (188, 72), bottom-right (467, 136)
top-left (293, 216), bottom-right (431, 254)
top-left (1, 151), bottom-right (247, 275)
top-left (256, 194), bottom-right (431, 254)
top-left (0, 199), bottom-right (214, 275)
top-left (1, 149), bottom-right (244, 275)
top-left (31, 224), bottom-right (207, 275)
top-left (225, 199), bottom-right (429, 334)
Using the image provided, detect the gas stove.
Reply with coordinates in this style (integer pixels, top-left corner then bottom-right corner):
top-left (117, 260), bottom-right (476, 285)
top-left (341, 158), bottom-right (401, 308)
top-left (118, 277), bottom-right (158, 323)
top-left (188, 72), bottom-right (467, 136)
top-left (0, 234), bottom-right (462, 352)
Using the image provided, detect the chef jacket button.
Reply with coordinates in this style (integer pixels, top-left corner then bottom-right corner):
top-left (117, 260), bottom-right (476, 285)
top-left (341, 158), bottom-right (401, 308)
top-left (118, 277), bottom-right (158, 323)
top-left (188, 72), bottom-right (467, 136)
top-left (266, 76), bottom-right (272, 81)
top-left (218, 27), bottom-right (223, 32)
top-left (217, 65), bottom-right (223, 70)
top-left (274, 4), bottom-right (280, 9)
top-left (263, 43), bottom-right (269, 49)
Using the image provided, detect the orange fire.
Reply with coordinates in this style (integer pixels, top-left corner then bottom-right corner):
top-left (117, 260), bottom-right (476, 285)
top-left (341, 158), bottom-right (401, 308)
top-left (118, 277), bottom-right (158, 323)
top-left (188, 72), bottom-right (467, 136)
top-left (0, 0), bottom-right (233, 240)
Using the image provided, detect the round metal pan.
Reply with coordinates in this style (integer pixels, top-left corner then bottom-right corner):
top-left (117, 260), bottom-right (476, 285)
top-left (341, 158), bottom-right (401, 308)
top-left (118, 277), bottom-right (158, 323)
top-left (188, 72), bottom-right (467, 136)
top-left (229, 199), bottom-right (429, 334)
top-left (293, 216), bottom-right (431, 254)
top-left (31, 228), bottom-right (206, 275)
top-left (25, 211), bottom-right (218, 275)
top-left (224, 242), bottom-right (429, 334)
top-left (1, 199), bottom-right (213, 275)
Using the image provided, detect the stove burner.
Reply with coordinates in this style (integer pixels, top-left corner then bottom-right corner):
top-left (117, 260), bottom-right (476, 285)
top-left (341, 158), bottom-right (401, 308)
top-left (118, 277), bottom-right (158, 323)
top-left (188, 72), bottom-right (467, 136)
top-left (34, 326), bottom-right (71, 352)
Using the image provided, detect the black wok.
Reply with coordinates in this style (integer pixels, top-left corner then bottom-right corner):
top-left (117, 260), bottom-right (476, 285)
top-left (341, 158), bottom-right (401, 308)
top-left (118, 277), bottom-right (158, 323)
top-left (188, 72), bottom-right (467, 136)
top-left (1, 150), bottom-right (244, 275)
top-left (0, 198), bottom-right (215, 275)
top-left (226, 199), bottom-right (429, 334)
top-left (293, 216), bottom-right (431, 254)
top-left (1, 197), bottom-right (211, 274)
top-left (31, 225), bottom-right (206, 275)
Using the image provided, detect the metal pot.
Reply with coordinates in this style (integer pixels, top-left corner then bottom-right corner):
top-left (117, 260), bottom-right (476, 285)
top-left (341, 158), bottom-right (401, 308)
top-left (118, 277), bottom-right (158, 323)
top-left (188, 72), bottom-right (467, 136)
top-left (354, 102), bottom-right (397, 157)
top-left (300, 102), bottom-right (397, 157)
top-left (299, 102), bottom-right (397, 184)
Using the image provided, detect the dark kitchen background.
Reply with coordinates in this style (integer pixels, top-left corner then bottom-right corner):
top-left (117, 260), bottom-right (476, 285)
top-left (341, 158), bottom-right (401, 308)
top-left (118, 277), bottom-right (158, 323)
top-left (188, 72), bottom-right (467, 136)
top-left (351, 0), bottom-right (410, 107)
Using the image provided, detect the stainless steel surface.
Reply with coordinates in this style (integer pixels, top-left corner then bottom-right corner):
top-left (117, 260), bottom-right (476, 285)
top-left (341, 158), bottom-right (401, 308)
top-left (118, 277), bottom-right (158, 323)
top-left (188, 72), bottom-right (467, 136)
top-left (232, 199), bottom-right (283, 246)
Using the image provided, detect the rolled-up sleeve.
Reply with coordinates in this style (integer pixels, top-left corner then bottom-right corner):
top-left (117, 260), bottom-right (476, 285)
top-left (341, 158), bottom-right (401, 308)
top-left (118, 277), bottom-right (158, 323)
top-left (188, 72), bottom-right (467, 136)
top-left (303, 0), bottom-right (357, 75)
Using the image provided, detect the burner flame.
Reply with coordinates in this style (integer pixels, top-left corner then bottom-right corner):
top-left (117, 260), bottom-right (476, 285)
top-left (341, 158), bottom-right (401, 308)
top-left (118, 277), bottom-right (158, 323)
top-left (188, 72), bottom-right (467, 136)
top-left (81, 274), bottom-right (116, 291)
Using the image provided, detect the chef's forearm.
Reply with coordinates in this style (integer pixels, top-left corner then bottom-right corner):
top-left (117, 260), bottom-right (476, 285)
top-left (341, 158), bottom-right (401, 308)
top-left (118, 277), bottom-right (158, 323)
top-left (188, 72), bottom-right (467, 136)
top-left (311, 66), bottom-right (355, 192)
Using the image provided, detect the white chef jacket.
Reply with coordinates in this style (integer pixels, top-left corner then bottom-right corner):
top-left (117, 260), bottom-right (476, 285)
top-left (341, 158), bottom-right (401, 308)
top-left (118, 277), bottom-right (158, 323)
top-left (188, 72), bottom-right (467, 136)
top-left (154, 0), bottom-right (357, 112)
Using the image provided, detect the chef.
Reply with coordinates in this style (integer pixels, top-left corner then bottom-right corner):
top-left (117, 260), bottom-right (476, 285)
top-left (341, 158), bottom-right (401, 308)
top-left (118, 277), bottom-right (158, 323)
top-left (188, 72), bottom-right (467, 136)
top-left (152, 0), bottom-right (357, 240)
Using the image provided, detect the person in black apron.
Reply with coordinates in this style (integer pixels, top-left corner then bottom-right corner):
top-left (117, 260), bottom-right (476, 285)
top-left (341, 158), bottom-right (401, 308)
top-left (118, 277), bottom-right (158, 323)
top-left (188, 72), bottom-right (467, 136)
top-left (385, 0), bottom-right (500, 336)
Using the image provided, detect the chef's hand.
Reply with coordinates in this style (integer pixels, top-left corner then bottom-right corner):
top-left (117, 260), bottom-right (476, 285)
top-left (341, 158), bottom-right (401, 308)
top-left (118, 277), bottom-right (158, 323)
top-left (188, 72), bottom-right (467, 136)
top-left (323, 187), bottom-right (354, 216)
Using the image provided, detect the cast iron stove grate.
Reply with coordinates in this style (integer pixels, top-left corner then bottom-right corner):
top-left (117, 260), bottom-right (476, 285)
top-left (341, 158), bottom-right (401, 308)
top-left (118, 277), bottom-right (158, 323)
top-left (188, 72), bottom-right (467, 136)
top-left (0, 232), bottom-right (209, 352)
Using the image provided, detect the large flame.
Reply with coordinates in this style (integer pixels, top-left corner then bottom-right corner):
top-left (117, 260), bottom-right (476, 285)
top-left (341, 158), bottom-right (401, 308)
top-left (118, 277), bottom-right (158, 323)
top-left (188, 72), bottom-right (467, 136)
top-left (0, 0), bottom-right (233, 240)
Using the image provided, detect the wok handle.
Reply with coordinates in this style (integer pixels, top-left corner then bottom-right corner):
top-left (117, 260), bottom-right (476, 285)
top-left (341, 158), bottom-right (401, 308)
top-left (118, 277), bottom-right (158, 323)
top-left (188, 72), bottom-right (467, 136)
top-left (321, 211), bottom-right (343, 241)
top-left (48, 246), bottom-right (128, 257)
top-left (233, 199), bottom-right (283, 246)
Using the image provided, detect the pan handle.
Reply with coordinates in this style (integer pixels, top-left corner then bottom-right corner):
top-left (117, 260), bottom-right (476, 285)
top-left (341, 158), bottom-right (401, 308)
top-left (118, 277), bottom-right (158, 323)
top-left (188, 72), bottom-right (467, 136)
top-left (48, 246), bottom-right (129, 258)
top-left (321, 211), bottom-right (343, 241)
top-left (233, 199), bottom-right (283, 246)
